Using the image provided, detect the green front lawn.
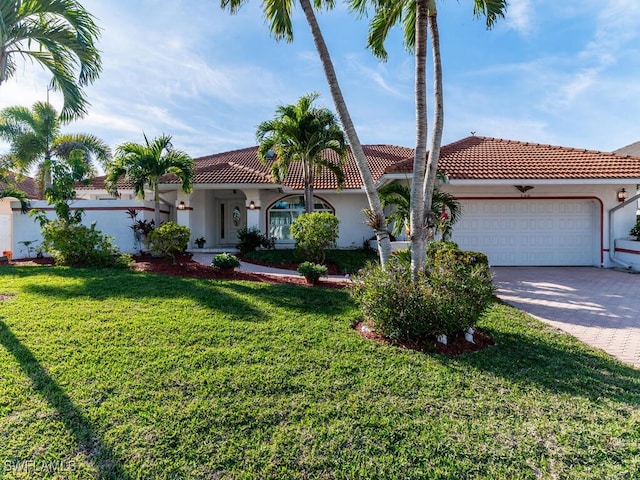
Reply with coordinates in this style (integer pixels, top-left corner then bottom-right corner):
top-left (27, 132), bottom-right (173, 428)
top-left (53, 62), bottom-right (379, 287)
top-left (0, 266), bottom-right (638, 479)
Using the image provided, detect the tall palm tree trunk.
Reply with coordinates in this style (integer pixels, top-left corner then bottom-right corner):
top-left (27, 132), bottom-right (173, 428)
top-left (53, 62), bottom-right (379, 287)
top-left (422, 4), bottom-right (444, 247)
top-left (299, 0), bottom-right (391, 268)
top-left (410, 0), bottom-right (429, 278)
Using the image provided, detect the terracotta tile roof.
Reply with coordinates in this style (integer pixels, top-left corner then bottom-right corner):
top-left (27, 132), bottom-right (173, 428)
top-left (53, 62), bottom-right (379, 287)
top-left (82, 136), bottom-right (640, 191)
top-left (432, 136), bottom-right (640, 180)
top-left (162, 144), bottom-right (414, 190)
top-left (76, 175), bottom-right (134, 191)
top-left (0, 174), bottom-right (40, 199)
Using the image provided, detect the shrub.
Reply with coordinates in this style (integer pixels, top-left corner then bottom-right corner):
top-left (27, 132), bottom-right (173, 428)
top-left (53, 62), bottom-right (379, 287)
top-left (236, 227), bottom-right (274, 254)
top-left (212, 253), bottom-right (240, 269)
top-left (426, 240), bottom-right (458, 268)
top-left (350, 246), bottom-right (494, 340)
top-left (297, 261), bottom-right (328, 284)
top-left (290, 212), bottom-right (339, 264)
top-left (391, 247), bottom-right (411, 267)
top-left (41, 219), bottom-right (130, 268)
top-left (146, 222), bottom-right (191, 264)
top-left (350, 263), bottom-right (436, 340)
top-left (429, 249), bottom-right (494, 334)
top-left (630, 219), bottom-right (640, 238)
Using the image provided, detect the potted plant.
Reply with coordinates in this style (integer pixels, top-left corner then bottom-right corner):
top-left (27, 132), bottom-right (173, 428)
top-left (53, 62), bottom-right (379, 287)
top-left (630, 220), bottom-right (640, 241)
top-left (212, 253), bottom-right (240, 276)
top-left (297, 261), bottom-right (328, 285)
top-left (194, 237), bottom-right (206, 248)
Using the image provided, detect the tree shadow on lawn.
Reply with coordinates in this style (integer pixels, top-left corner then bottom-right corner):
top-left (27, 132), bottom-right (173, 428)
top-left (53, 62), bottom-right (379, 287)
top-left (453, 325), bottom-right (640, 406)
top-left (0, 319), bottom-right (130, 478)
top-left (8, 265), bottom-right (354, 320)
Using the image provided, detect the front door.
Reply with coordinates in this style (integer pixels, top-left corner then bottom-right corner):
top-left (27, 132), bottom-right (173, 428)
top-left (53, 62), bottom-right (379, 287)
top-left (217, 200), bottom-right (245, 246)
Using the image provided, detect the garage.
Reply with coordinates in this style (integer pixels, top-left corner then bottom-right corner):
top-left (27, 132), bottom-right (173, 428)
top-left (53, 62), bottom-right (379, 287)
top-left (452, 199), bottom-right (599, 266)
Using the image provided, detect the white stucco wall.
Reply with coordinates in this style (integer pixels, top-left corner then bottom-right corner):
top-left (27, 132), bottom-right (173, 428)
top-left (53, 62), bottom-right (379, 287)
top-left (9, 199), bottom-right (167, 258)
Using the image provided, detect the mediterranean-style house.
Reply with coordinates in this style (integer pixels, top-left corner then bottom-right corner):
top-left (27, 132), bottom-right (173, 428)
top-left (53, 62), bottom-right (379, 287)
top-left (2, 135), bottom-right (640, 269)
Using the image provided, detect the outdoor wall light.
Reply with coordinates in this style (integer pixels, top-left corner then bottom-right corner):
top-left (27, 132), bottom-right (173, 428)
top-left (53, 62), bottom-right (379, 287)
top-left (617, 188), bottom-right (627, 203)
top-left (249, 201), bottom-right (256, 210)
top-left (177, 201), bottom-right (186, 210)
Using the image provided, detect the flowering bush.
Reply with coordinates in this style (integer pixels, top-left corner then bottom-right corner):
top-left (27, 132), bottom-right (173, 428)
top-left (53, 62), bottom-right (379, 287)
top-left (350, 246), bottom-right (494, 340)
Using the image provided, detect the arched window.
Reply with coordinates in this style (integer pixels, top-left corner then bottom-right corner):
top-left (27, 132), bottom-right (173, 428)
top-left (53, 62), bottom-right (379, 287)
top-left (268, 195), bottom-right (334, 241)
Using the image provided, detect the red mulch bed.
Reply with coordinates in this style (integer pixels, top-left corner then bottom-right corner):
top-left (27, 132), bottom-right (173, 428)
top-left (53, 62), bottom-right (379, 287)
top-left (130, 254), bottom-right (348, 289)
top-left (354, 321), bottom-right (495, 356)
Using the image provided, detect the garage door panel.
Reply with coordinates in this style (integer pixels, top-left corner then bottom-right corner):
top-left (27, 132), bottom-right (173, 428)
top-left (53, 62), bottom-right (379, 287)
top-left (453, 200), bottom-right (596, 266)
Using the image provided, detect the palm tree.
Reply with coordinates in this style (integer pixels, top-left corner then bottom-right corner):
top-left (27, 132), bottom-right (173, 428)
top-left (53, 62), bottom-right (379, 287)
top-left (379, 176), bottom-right (461, 239)
top-left (0, 102), bottom-right (111, 193)
top-left (220, 0), bottom-right (394, 269)
top-left (105, 134), bottom-right (194, 226)
top-left (356, 0), bottom-right (507, 275)
top-left (0, 0), bottom-right (102, 121)
top-left (257, 93), bottom-right (347, 213)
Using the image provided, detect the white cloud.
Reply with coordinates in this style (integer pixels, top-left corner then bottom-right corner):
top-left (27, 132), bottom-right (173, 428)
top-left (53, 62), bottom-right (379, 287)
top-left (505, 0), bottom-right (534, 35)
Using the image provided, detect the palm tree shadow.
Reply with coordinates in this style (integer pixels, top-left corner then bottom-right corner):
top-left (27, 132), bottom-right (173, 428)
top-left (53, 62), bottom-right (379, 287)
top-left (0, 320), bottom-right (129, 478)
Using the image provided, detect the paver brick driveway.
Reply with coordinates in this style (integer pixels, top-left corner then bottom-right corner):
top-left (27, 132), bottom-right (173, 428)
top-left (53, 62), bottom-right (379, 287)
top-left (492, 267), bottom-right (640, 368)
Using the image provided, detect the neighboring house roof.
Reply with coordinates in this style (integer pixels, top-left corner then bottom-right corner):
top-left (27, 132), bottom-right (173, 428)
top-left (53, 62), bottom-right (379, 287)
top-left (0, 174), bottom-right (40, 199)
top-left (81, 136), bottom-right (640, 192)
top-left (76, 175), bottom-right (134, 192)
top-left (615, 140), bottom-right (640, 158)
top-left (388, 136), bottom-right (640, 180)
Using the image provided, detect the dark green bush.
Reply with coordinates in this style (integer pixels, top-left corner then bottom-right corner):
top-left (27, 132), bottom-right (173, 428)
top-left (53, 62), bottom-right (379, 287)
top-left (297, 261), bottom-right (328, 283)
top-left (41, 220), bottom-right (131, 268)
top-left (429, 249), bottom-right (493, 333)
top-left (212, 253), bottom-right (240, 269)
top-left (350, 246), bottom-right (494, 340)
top-left (350, 263), bottom-right (437, 340)
top-left (236, 227), bottom-right (274, 254)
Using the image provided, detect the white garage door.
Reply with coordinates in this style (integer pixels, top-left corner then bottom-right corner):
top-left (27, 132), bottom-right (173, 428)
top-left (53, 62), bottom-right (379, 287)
top-left (452, 199), bottom-right (597, 266)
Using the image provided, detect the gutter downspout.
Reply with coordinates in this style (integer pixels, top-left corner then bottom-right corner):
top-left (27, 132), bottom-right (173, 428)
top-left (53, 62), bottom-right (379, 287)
top-left (608, 192), bottom-right (640, 271)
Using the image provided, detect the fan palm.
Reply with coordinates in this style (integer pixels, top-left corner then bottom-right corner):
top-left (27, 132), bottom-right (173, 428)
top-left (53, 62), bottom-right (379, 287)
top-left (105, 134), bottom-right (194, 226)
top-left (0, 102), bottom-right (111, 193)
top-left (221, 0), bottom-right (394, 268)
top-left (0, 0), bottom-right (102, 120)
top-left (257, 93), bottom-right (347, 213)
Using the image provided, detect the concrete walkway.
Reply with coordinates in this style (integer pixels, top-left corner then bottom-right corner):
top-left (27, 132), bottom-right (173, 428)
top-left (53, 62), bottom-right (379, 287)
top-left (191, 253), bottom-right (348, 281)
top-left (492, 267), bottom-right (640, 368)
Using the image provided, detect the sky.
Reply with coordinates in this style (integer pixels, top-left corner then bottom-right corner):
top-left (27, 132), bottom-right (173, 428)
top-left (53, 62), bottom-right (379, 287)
top-left (2, 0), bottom-right (640, 162)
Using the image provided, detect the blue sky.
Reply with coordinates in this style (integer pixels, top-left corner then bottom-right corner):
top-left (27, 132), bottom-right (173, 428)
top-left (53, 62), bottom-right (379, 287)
top-left (2, 0), bottom-right (640, 159)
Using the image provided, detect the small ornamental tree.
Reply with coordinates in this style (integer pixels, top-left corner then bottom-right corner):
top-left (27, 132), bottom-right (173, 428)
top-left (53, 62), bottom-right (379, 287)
top-left (146, 222), bottom-right (190, 264)
top-left (30, 151), bottom-right (130, 267)
top-left (290, 212), bottom-right (339, 264)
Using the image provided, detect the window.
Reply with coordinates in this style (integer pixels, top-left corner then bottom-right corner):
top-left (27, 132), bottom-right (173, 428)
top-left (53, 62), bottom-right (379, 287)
top-left (268, 195), bottom-right (334, 240)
